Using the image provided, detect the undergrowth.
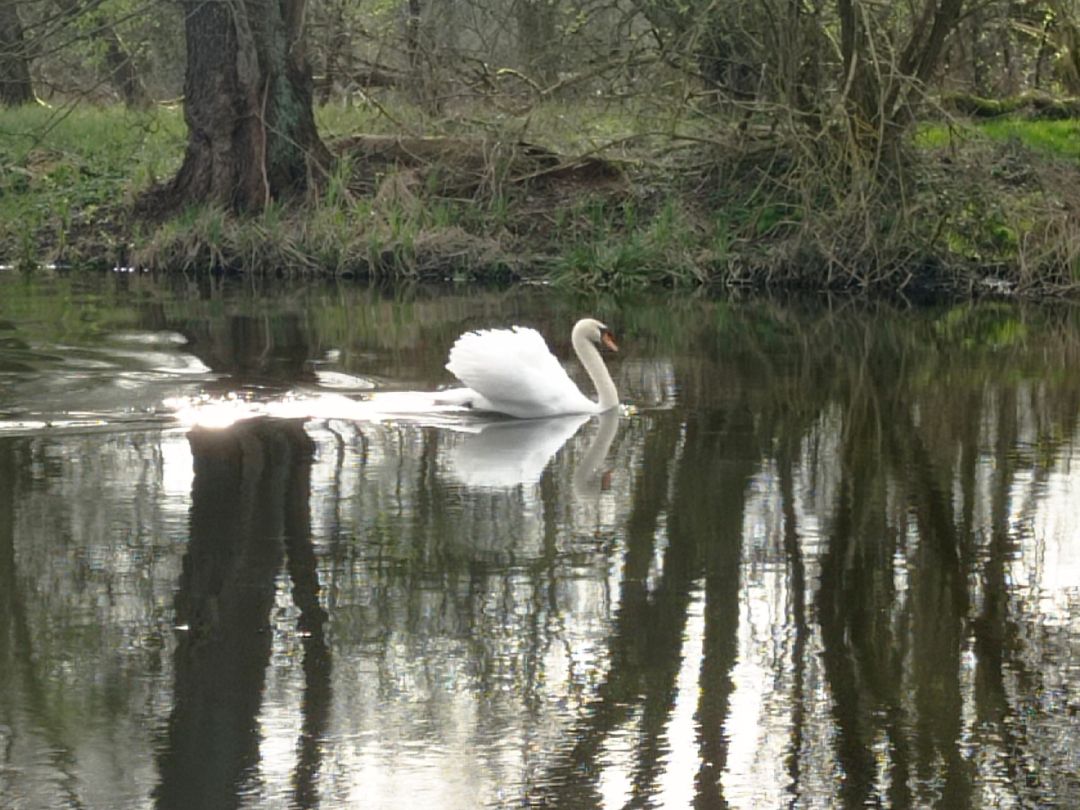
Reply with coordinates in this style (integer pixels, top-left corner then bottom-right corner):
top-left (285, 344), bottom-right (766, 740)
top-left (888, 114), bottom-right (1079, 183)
top-left (2, 102), bottom-right (1079, 296)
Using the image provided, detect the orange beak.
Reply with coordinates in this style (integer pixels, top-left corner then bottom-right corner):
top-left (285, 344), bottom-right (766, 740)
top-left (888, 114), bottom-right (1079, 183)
top-left (601, 331), bottom-right (619, 352)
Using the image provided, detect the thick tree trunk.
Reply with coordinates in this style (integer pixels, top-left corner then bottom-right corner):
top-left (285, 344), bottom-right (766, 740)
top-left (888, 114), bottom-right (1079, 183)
top-left (165, 0), bottom-right (330, 211)
top-left (0, 0), bottom-right (34, 106)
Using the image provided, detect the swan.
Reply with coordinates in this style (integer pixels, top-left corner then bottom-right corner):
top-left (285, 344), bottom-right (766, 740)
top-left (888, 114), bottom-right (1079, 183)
top-left (438, 318), bottom-right (619, 419)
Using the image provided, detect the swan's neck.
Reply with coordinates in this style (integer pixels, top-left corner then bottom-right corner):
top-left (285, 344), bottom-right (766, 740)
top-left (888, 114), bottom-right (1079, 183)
top-left (574, 409), bottom-right (620, 495)
top-left (572, 330), bottom-right (618, 411)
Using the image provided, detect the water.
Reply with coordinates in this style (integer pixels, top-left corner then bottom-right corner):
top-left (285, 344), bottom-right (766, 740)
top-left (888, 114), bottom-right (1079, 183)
top-left (1, 270), bottom-right (1079, 808)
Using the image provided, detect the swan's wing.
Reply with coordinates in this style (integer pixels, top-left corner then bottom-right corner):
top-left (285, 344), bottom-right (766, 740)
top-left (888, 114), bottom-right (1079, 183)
top-left (445, 326), bottom-right (590, 416)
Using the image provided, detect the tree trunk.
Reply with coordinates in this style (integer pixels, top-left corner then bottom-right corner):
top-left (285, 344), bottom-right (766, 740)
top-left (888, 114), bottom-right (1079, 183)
top-left (518, 0), bottom-right (558, 86)
top-left (838, 0), bottom-right (967, 149)
top-left (165, 0), bottom-right (330, 212)
top-left (0, 0), bottom-right (34, 106)
top-left (403, 0), bottom-right (439, 113)
top-left (98, 22), bottom-right (151, 108)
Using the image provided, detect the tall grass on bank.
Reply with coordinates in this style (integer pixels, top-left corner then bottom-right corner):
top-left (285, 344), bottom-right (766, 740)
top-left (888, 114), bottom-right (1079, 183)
top-left (3, 101), bottom-right (1080, 295)
top-left (134, 97), bottom-right (713, 285)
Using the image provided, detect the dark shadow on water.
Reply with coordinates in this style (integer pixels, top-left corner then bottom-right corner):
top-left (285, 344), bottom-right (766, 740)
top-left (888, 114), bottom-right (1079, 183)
top-left (153, 418), bottom-right (330, 810)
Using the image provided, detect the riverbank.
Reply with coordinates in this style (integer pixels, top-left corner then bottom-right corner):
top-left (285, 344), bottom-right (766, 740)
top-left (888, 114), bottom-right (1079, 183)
top-left (2, 103), bottom-right (1078, 296)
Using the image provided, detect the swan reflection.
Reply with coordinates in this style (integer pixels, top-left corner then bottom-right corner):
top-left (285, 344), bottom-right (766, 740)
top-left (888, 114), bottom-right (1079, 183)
top-left (447, 411), bottom-right (621, 489)
top-left (448, 413), bottom-right (590, 488)
top-left (572, 409), bottom-right (620, 497)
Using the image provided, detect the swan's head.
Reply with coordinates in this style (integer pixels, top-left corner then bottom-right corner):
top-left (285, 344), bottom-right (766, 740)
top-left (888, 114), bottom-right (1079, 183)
top-left (573, 318), bottom-right (619, 352)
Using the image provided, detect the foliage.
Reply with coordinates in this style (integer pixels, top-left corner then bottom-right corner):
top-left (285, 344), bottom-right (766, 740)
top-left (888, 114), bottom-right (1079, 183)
top-left (4, 0), bottom-right (1080, 294)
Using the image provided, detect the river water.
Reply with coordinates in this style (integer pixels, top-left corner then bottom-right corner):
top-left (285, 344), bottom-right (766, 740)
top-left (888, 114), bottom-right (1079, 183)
top-left (1, 270), bottom-right (1079, 809)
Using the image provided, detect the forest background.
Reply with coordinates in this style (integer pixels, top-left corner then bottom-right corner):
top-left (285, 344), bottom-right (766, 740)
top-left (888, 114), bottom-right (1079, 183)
top-left (2, 0), bottom-right (1080, 296)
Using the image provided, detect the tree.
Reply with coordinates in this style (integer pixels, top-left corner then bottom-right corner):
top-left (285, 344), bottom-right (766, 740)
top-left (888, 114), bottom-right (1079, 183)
top-left (51, 0), bottom-right (152, 107)
top-left (838, 0), bottom-right (967, 141)
top-left (0, 0), bottom-right (34, 105)
top-left (161, 0), bottom-right (330, 212)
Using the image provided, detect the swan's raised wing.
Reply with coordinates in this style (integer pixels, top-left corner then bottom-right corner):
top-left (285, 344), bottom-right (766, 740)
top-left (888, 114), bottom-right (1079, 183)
top-left (445, 326), bottom-right (594, 418)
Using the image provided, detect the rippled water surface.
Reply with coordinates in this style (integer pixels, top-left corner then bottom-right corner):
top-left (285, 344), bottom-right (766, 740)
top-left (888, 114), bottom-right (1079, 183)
top-left (2, 270), bottom-right (1080, 809)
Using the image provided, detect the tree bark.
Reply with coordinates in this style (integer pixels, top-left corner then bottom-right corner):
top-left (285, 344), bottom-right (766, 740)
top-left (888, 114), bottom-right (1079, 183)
top-left (0, 0), bottom-right (34, 106)
top-left (164, 0), bottom-right (330, 212)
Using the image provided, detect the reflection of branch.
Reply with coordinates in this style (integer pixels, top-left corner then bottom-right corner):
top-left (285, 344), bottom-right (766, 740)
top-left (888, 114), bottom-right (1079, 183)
top-left (889, 412), bottom-right (975, 801)
top-left (282, 426), bottom-right (331, 809)
top-left (970, 388), bottom-right (1027, 804)
top-left (815, 430), bottom-right (880, 807)
top-left (778, 438), bottom-right (807, 801)
top-left (692, 408), bottom-right (759, 805)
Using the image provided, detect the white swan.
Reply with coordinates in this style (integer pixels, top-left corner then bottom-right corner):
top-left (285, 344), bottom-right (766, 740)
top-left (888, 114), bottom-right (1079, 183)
top-left (438, 318), bottom-right (619, 419)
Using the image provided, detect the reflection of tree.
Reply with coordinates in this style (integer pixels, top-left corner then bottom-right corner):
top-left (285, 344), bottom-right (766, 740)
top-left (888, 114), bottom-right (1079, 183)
top-left (803, 307), bottom-right (1080, 808)
top-left (10, 285), bottom-right (1080, 806)
top-left (970, 386), bottom-right (1028, 800)
top-left (811, 321), bottom-right (977, 807)
top-left (692, 406), bottom-right (758, 808)
top-left (154, 419), bottom-right (329, 810)
top-left (528, 300), bottom-right (1080, 807)
top-left (185, 312), bottom-right (316, 387)
top-left (532, 410), bottom-right (684, 807)
top-left (533, 402), bottom-right (761, 808)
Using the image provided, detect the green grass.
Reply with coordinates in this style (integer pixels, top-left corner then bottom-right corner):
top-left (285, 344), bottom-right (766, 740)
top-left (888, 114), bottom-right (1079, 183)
top-left (0, 104), bottom-right (186, 267)
top-left (549, 196), bottom-right (708, 289)
top-left (917, 118), bottom-right (1080, 160)
top-left (978, 118), bottom-right (1080, 158)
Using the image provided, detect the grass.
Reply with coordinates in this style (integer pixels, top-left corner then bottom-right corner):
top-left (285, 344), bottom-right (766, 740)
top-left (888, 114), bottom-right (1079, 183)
top-left (917, 117), bottom-right (1080, 160)
top-left (2, 100), bottom-right (1080, 296)
top-left (548, 197), bottom-right (708, 289)
top-left (0, 104), bottom-right (185, 267)
top-left (978, 119), bottom-right (1080, 158)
